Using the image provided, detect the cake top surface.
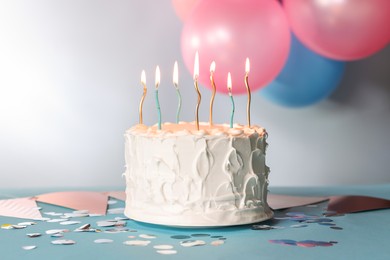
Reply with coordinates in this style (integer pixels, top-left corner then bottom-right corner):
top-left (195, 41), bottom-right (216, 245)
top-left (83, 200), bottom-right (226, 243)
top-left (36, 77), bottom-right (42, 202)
top-left (127, 122), bottom-right (267, 138)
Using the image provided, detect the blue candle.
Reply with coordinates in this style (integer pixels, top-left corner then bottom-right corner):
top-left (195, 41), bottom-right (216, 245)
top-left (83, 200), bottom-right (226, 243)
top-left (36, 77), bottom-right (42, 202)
top-left (155, 66), bottom-right (162, 130)
top-left (227, 72), bottom-right (235, 128)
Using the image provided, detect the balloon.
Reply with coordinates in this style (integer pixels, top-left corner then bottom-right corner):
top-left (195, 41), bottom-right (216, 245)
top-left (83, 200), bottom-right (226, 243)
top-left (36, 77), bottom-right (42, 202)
top-left (261, 34), bottom-right (345, 107)
top-left (171, 0), bottom-right (199, 21)
top-left (283, 0), bottom-right (390, 61)
top-left (181, 0), bottom-right (290, 95)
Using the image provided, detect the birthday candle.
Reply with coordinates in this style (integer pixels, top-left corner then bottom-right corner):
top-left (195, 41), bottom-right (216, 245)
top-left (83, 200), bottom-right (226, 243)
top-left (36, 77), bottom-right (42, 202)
top-left (173, 61), bottom-right (182, 124)
top-left (139, 70), bottom-right (147, 125)
top-left (155, 66), bottom-right (162, 130)
top-left (227, 72), bottom-right (235, 128)
top-left (193, 51), bottom-right (201, 131)
top-left (209, 61), bottom-right (216, 127)
top-left (244, 58), bottom-right (251, 127)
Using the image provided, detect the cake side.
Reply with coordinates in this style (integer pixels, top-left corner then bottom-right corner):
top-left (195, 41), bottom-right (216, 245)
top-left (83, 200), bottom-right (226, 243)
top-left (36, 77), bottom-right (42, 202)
top-left (123, 122), bottom-right (272, 226)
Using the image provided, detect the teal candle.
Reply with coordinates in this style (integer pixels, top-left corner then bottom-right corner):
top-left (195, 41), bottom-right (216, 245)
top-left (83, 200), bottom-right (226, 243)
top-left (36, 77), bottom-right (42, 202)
top-left (155, 66), bottom-right (162, 130)
top-left (227, 72), bottom-right (234, 128)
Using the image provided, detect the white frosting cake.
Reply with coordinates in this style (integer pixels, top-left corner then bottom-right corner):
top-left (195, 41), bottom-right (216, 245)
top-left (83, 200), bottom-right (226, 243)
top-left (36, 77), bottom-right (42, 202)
top-left (123, 122), bottom-right (273, 227)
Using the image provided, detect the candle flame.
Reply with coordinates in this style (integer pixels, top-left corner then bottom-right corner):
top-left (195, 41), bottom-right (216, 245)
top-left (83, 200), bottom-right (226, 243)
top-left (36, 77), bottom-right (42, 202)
top-left (173, 61), bottom-right (178, 87)
top-left (227, 72), bottom-right (232, 95)
top-left (141, 70), bottom-right (146, 85)
top-left (245, 58), bottom-right (250, 74)
top-left (210, 61), bottom-right (216, 73)
top-left (193, 51), bottom-right (199, 79)
top-left (155, 66), bottom-right (160, 88)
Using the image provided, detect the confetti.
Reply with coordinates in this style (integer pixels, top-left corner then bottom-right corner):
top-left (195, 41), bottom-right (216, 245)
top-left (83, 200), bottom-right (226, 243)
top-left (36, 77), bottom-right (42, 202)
top-left (156, 250), bottom-right (177, 255)
top-left (171, 235), bottom-right (191, 240)
top-left (51, 239), bottom-right (76, 245)
top-left (27, 233), bottom-right (42, 238)
top-left (139, 234), bottom-right (156, 239)
top-left (154, 245), bottom-right (174, 250)
top-left (107, 208), bottom-right (125, 214)
top-left (47, 218), bottom-right (69, 223)
top-left (211, 240), bottom-right (225, 246)
top-left (45, 229), bottom-right (69, 235)
top-left (123, 240), bottom-right (151, 246)
top-left (22, 245), bottom-right (37, 250)
top-left (290, 224), bottom-right (308, 228)
top-left (94, 239), bottom-right (113, 244)
top-left (18, 222), bottom-right (36, 226)
top-left (107, 200), bottom-right (118, 205)
top-left (180, 240), bottom-right (206, 247)
top-left (191, 233), bottom-right (210, 237)
top-left (12, 225), bottom-right (27, 229)
top-left (64, 212), bottom-right (89, 218)
top-left (60, 221), bottom-right (81, 226)
top-left (269, 239), bottom-right (336, 247)
top-left (44, 212), bottom-right (63, 216)
top-left (330, 226), bottom-right (343, 230)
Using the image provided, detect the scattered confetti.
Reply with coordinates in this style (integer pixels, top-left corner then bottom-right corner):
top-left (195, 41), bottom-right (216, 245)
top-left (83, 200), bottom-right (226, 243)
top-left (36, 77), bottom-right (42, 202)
top-left (191, 233), bottom-right (210, 237)
top-left (60, 221), bottom-right (81, 226)
top-left (44, 212), bottom-right (63, 216)
top-left (269, 239), bottom-right (336, 248)
top-left (107, 208), bottom-right (125, 214)
top-left (27, 233), bottom-right (42, 238)
top-left (107, 200), bottom-right (118, 205)
top-left (330, 226), bottom-right (343, 230)
top-left (252, 224), bottom-right (283, 230)
top-left (123, 240), bottom-right (151, 246)
top-left (290, 224), bottom-right (308, 228)
top-left (180, 240), bottom-right (206, 247)
top-left (64, 212), bottom-right (89, 218)
top-left (94, 239), bottom-right (113, 244)
top-left (47, 218), bottom-right (69, 223)
top-left (139, 234), bottom-right (157, 239)
top-left (156, 250), bottom-right (177, 255)
top-left (211, 240), bottom-right (225, 246)
top-left (22, 245), bottom-right (37, 250)
top-left (51, 239), bottom-right (76, 245)
top-left (171, 235), bottom-right (191, 240)
top-left (154, 245), bottom-right (174, 250)
top-left (18, 222), bottom-right (36, 226)
top-left (45, 229), bottom-right (69, 235)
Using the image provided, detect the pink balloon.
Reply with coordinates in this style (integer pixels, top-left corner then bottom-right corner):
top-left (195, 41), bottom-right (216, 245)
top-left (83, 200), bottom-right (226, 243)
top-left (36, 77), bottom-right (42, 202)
top-left (283, 0), bottom-right (390, 61)
top-left (181, 0), bottom-right (290, 95)
top-left (171, 0), bottom-right (199, 21)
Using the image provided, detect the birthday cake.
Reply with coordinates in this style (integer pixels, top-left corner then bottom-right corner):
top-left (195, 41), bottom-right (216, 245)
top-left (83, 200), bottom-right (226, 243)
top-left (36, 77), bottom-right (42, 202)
top-left (123, 122), bottom-right (273, 227)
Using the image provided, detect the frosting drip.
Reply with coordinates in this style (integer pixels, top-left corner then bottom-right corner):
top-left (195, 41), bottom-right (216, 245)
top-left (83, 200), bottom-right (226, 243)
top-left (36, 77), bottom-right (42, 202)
top-left (124, 122), bottom-right (272, 226)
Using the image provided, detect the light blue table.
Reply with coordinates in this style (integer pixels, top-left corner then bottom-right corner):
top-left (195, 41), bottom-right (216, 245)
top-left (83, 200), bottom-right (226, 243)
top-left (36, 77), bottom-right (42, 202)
top-left (1, 185), bottom-right (389, 260)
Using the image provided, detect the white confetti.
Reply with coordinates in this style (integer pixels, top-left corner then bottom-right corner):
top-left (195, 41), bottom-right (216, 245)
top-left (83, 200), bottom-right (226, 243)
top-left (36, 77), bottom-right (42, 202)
top-left (180, 240), bottom-right (206, 247)
top-left (153, 245), bottom-right (174, 250)
top-left (22, 245), bottom-right (37, 250)
top-left (107, 199), bottom-right (118, 205)
top-left (44, 212), bottom-right (63, 216)
top-left (107, 208), bottom-right (125, 214)
top-left (139, 234), bottom-right (156, 239)
top-left (94, 239), bottom-right (114, 244)
top-left (18, 222), bottom-right (36, 226)
top-left (45, 229), bottom-right (68, 235)
top-left (51, 239), bottom-right (76, 245)
top-left (47, 218), bottom-right (69, 223)
top-left (97, 221), bottom-right (117, 227)
top-left (12, 225), bottom-right (27, 229)
top-left (64, 213), bottom-right (89, 218)
top-left (60, 221), bottom-right (81, 226)
top-left (156, 250), bottom-right (177, 255)
top-left (73, 210), bottom-right (89, 214)
top-left (123, 240), bottom-right (151, 246)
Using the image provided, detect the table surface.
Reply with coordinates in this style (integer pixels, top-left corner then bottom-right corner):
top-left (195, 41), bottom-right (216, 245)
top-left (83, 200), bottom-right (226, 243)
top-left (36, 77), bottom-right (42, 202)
top-left (1, 184), bottom-right (389, 260)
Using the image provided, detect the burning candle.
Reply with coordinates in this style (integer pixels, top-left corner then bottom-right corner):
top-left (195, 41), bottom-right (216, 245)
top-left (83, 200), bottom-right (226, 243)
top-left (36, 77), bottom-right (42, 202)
top-left (209, 61), bottom-right (216, 127)
top-left (173, 61), bottom-right (182, 124)
top-left (244, 58), bottom-right (251, 127)
top-left (139, 70), bottom-right (147, 125)
top-left (193, 51), bottom-right (201, 131)
top-left (155, 66), bottom-right (162, 130)
top-left (227, 72), bottom-right (235, 128)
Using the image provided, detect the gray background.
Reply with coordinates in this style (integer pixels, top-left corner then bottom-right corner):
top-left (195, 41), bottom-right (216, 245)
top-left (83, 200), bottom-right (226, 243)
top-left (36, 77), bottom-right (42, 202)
top-left (0, 0), bottom-right (389, 189)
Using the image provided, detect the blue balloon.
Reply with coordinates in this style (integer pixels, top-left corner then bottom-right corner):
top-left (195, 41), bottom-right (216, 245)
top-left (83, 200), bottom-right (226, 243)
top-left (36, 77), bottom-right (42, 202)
top-left (261, 34), bottom-right (345, 107)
